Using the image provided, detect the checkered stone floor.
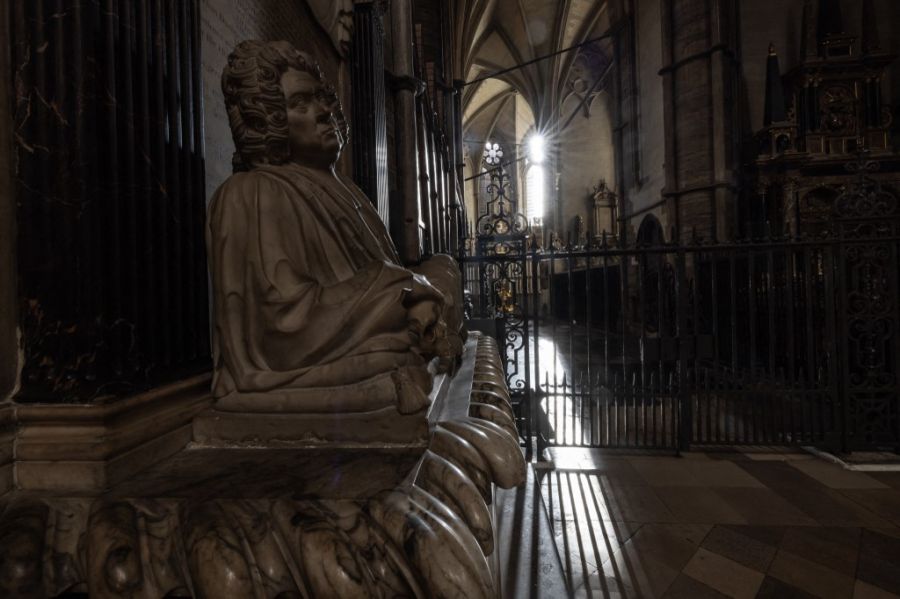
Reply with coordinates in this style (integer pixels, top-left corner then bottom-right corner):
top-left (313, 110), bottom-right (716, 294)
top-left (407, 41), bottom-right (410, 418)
top-left (538, 448), bottom-right (900, 598)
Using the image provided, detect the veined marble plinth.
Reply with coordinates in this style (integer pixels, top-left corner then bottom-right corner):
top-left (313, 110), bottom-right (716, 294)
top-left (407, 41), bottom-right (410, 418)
top-left (0, 333), bottom-right (527, 598)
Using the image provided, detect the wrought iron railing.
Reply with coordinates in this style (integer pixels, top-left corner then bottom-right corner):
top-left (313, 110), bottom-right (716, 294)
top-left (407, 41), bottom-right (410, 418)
top-left (460, 150), bottom-right (900, 456)
top-left (462, 226), bottom-right (900, 455)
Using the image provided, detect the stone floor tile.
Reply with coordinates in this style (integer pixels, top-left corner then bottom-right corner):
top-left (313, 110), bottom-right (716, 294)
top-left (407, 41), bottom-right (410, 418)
top-left (598, 478), bottom-right (680, 523)
top-left (684, 460), bottom-right (767, 487)
top-left (545, 471), bottom-right (617, 525)
top-left (790, 460), bottom-right (890, 489)
top-left (867, 472), bottom-right (900, 490)
top-left (619, 523), bottom-right (711, 571)
top-left (779, 526), bottom-right (861, 576)
top-left (712, 487), bottom-right (819, 526)
top-left (768, 549), bottom-right (857, 599)
top-left (675, 451), bottom-right (709, 460)
top-left (573, 568), bottom-right (635, 599)
top-left (545, 448), bottom-right (647, 476)
top-left (599, 537), bottom-right (685, 598)
top-left (772, 486), bottom-right (893, 528)
top-left (857, 528), bottom-right (900, 595)
top-left (656, 486), bottom-right (748, 524)
top-left (583, 458), bottom-right (649, 486)
top-left (700, 525), bottom-right (779, 572)
top-left (755, 575), bottom-right (820, 598)
top-left (555, 519), bottom-right (642, 571)
top-left (662, 573), bottom-right (730, 598)
top-left (840, 490), bottom-right (900, 526)
top-left (746, 452), bottom-right (816, 461)
top-left (541, 459), bottom-right (900, 599)
top-left (735, 460), bottom-right (825, 491)
top-left (854, 579), bottom-right (900, 599)
top-left (705, 450), bottom-right (753, 461)
top-left (562, 472), bottom-right (610, 523)
top-left (572, 574), bottom-right (638, 599)
top-left (682, 547), bottom-right (765, 599)
top-left (627, 456), bottom-right (704, 487)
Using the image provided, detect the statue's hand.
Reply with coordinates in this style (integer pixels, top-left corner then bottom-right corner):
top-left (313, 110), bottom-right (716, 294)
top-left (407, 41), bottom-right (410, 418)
top-left (406, 298), bottom-right (442, 340)
top-left (404, 274), bottom-right (445, 339)
top-left (407, 273), bottom-right (444, 305)
top-left (420, 319), bottom-right (456, 368)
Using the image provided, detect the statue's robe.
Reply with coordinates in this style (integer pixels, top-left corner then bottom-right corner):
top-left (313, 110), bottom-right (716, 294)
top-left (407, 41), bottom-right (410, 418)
top-left (207, 163), bottom-right (430, 413)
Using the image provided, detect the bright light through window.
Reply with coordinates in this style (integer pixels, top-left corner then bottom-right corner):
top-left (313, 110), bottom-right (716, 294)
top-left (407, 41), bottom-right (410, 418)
top-left (528, 133), bottom-right (546, 164)
top-left (526, 164), bottom-right (545, 222)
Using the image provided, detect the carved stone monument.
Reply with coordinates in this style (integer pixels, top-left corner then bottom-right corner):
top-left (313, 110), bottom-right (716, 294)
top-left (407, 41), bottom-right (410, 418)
top-left (0, 41), bottom-right (526, 598)
top-left (195, 40), bottom-right (464, 445)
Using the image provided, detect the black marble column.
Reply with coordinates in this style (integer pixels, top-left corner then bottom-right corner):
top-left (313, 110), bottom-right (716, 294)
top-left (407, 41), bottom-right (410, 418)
top-left (351, 1), bottom-right (390, 225)
top-left (11, 0), bottom-right (210, 402)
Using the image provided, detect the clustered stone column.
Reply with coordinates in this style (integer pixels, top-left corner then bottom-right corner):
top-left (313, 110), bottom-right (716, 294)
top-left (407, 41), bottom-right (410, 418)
top-left (660, 0), bottom-right (741, 242)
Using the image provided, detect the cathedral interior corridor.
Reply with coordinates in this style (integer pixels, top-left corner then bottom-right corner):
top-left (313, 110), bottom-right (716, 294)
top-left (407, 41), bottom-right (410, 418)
top-left (1, 0), bottom-right (899, 597)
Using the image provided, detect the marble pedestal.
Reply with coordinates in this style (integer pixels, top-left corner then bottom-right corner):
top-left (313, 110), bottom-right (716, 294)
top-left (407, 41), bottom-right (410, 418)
top-left (0, 333), bottom-right (528, 598)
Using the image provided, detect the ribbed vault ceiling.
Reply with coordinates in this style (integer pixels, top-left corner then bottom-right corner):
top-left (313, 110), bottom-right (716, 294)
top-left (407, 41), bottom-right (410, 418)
top-left (453, 0), bottom-right (611, 137)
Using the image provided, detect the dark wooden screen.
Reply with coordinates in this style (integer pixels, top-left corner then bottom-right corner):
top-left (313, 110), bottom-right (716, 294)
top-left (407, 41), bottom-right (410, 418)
top-left (11, 0), bottom-right (210, 402)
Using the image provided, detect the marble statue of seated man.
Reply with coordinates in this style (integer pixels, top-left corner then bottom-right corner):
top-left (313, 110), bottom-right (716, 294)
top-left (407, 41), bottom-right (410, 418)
top-left (207, 40), bottom-right (463, 417)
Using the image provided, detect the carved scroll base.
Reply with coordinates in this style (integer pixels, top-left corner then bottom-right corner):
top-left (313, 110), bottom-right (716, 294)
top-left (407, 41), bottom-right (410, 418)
top-left (0, 335), bottom-right (525, 598)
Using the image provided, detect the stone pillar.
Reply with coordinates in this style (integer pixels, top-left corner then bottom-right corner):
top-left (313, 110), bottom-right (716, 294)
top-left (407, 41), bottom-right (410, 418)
top-left (389, 0), bottom-right (423, 263)
top-left (351, 0), bottom-right (390, 224)
top-left (660, 0), bottom-right (741, 242)
top-left (610, 0), bottom-right (640, 245)
top-left (451, 80), bottom-right (465, 255)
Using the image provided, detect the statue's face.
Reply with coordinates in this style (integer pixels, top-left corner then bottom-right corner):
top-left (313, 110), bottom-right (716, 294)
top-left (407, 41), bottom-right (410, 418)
top-left (281, 68), bottom-right (343, 169)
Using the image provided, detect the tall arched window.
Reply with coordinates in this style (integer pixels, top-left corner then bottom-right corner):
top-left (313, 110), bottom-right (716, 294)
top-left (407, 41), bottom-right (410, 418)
top-left (525, 164), bottom-right (545, 223)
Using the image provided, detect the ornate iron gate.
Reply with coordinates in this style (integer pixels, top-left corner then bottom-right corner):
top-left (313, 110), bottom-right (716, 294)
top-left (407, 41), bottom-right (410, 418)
top-left (830, 157), bottom-right (900, 450)
top-left (460, 162), bottom-right (900, 455)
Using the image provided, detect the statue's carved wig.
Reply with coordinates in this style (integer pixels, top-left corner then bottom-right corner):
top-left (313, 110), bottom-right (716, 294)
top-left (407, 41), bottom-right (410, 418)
top-left (221, 40), bottom-right (349, 171)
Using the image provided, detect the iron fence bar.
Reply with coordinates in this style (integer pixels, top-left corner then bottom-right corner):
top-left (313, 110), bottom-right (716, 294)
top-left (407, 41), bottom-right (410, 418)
top-left (475, 235), bottom-right (897, 259)
top-left (690, 255), bottom-right (700, 445)
top-left (563, 251), bottom-right (577, 445)
top-left (620, 248), bottom-right (629, 448)
top-left (532, 249), bottom-right (544, 457)
top-left (550, 252), bottom-right (559, 447)
top-left (675, 245), bottom-right (689, 451)
top-left (786, 243), bottom-right (797, 443)
top-left (637, 252), bottom-right (647, 447)
top-left (710, 252), bottom-right (721, 443)
top-left (749, 248), bottom-right (760, 443)
top-left (455, 235), bottom-right (900, 266)
top-left (802, 246), bottom-right (817, 443)
top-left (602, 251), bottom-right (611, 447)
top-left (767, 244), bottom-right (777, 444)
top-left (824, 241), bottom-right (844, 452)
top-left (521, 249), bottom-right (532, 460)
top-left (657, 251), bottom-right (665, 447)
top-left (461, 228), bottom-right (899, 453)
top-left (586, 253), bottom-right (593, 447)
top-left (728, 250), bottom-right (738, 442)
top-left (566, 249), bottom-right (576, 446)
